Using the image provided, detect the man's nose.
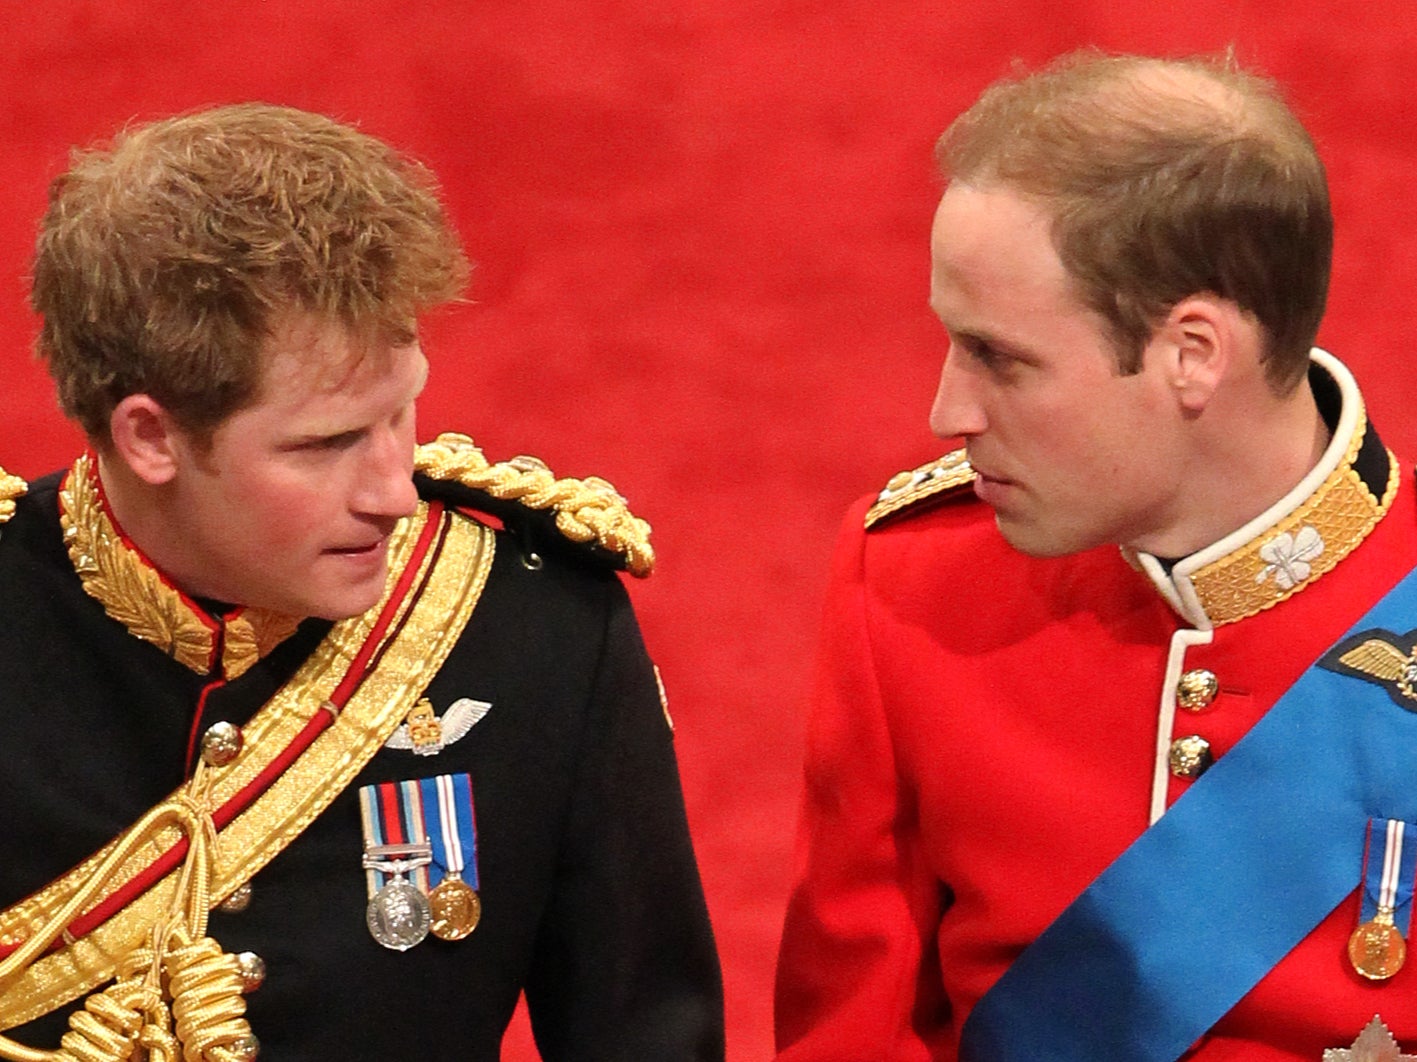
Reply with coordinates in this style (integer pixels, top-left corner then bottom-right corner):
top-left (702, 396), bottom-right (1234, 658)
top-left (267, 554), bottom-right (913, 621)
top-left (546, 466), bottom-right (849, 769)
top-left (928, 349), bottom-right (987, 440)
top-left (356, 427), bottom-right (419, 519)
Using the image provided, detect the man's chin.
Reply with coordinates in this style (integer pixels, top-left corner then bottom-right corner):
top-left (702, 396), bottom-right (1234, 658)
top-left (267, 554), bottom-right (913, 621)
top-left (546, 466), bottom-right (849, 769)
top-left (312, 595), bottom-right (384, 622)
top-left (296, 579), bottom-right (389, 622)
top-left (993, 512), bottom-right (1086, 559)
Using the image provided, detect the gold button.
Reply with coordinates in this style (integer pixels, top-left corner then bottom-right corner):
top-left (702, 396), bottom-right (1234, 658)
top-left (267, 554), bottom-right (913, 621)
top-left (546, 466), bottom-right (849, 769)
top-left (1169, 735), bottom-right (1213, 779)
top-left (218, 883), bottom-right (253, 913)
top-left (235, 951), bottom-right (266, 993)
top-left (1176, 669), bottom-right (1219, 712)
top-left (201, 722), bottom-right (244, 767)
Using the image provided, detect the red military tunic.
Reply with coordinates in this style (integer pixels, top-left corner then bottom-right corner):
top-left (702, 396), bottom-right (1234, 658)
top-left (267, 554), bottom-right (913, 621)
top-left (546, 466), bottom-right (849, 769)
top-left (775, 352), bottom-right (1417, 1060)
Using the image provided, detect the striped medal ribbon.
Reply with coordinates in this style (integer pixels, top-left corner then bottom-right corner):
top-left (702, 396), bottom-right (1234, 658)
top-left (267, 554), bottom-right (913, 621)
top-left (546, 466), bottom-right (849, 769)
top-left (1348, 817), bottom-right (1417, 980)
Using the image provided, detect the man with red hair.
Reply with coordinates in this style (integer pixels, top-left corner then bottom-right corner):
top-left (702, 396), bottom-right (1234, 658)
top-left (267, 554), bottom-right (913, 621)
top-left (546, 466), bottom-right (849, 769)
top-left (0, 104), bottom-right (722, 1060)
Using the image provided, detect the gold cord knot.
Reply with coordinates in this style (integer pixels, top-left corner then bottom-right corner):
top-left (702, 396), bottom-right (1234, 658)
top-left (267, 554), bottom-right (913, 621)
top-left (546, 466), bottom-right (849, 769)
top-left (0, 773), bottom-right (253, 1062)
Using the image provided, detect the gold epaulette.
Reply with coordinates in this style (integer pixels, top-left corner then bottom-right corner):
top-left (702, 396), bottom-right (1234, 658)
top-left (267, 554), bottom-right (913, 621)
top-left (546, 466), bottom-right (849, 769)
top-left (414, 433), bottom-right (655, 578)
top-left (864, 449), bottom-right (975, 529)
top-left (0, 465), bottom-right (27, 525)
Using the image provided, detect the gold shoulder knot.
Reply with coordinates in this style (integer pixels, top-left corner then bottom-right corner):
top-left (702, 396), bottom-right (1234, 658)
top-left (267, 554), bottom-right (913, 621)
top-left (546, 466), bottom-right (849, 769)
top-left (864, 449), bottom-right (975, 529)
top-left (0, 464), bottom-right (28, 524)
top-left (414, 433), bottom-right (655, 577)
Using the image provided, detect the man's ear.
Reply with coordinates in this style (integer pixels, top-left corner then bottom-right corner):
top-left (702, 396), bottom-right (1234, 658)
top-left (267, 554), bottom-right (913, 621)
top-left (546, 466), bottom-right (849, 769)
top-left (108, 395), bottom-right (183, 485)
top-left (1152, 295), bottom-right (1235, 415)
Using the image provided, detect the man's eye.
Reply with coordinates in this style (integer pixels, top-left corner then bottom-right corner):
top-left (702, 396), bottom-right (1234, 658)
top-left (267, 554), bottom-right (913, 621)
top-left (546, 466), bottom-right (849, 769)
top-left (958, 339), bottom-right (999, 365)
top-left (302, 431), bottom-right (363, 452)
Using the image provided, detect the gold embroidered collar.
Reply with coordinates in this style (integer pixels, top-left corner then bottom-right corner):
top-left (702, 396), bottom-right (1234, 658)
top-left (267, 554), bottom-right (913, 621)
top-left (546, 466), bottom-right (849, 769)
top-left (58, 453), bottom-right (300, 678)
top-left (1128, 350), bottom-right (1399, 629)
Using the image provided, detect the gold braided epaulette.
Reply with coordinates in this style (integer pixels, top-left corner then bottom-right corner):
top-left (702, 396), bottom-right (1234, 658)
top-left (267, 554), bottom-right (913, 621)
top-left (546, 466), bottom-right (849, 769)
top-left (0, 464), bottom-right (27, 525)
top-left (414, 432), bottom-right (655, 577)
top-left (864, 449), bottom-right (975, 529)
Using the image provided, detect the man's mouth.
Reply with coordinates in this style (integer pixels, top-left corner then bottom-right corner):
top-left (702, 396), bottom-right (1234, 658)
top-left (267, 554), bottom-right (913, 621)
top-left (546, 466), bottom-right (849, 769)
top-left (326, 538), bottom-right (386, 557)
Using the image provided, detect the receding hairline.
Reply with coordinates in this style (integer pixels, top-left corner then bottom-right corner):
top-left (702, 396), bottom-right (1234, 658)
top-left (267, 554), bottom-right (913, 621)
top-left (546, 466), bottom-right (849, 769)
top-left (940, 52), bottom-right (1303, 188)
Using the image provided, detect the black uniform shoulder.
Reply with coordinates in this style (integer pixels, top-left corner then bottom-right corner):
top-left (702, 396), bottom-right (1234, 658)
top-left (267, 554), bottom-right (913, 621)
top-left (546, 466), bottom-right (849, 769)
top-left (414, 433), bottom-right (654, 578)
top-left (863, 449), bottom-right (977, 530)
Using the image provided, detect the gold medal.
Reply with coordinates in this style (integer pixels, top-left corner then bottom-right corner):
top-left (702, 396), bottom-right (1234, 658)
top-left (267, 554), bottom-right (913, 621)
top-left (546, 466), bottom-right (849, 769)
top-left (1348, 912), bottom-right (1406, 981)
top-left (429, 876), bottom-right (481, 941)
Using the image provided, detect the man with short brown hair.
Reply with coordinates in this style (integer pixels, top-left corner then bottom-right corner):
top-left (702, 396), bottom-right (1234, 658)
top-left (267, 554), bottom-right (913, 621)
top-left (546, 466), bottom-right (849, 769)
top-left (0, 104), bottom-right (723, 1061)
top-left (776, 52), bottom-right (1417, 1060)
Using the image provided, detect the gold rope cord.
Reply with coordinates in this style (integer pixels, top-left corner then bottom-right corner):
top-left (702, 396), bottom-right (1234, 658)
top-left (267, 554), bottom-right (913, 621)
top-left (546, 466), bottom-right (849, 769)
top-left (0, 467), bottom-right (26, 525)
top-left (0, 504), bottom-right (495, 1060)
top-left (415, 433), bottom-right (654, 577)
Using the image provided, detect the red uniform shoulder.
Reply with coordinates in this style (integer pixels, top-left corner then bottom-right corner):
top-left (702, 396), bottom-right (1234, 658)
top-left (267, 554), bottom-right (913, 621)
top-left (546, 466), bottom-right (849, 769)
top-left (863, 449), bottom-right (978, 530)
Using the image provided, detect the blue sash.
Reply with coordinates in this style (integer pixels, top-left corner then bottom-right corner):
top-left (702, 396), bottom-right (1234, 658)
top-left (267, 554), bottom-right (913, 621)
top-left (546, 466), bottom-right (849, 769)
top-left (960, 565), bottom-right (1417, 1062)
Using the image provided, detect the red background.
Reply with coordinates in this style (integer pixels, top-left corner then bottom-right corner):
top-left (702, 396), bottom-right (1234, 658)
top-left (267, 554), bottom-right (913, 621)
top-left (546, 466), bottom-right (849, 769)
top-left (4, 4), bottom-right (1417, 1058)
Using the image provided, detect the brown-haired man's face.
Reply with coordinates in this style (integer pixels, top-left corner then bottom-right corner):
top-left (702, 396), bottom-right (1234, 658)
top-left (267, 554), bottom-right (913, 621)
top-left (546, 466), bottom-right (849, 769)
top-left (154, 315), bottom-right (427, 618)
top-left (927, 182), bottom-right (1187, 558)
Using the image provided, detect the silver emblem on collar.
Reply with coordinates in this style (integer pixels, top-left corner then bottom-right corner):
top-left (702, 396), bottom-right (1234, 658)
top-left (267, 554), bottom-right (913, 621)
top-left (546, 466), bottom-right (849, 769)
top-left (384, 697), bottom-right (491, 756)
top-left (1325, 1016), bottom-right (1417, 1061)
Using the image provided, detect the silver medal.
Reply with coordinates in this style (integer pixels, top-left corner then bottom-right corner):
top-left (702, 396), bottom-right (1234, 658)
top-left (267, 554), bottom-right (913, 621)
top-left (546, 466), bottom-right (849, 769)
top-left (361, 842), bottom-right (434, 952)
top-left (366, 878), bottom-right (431, 951)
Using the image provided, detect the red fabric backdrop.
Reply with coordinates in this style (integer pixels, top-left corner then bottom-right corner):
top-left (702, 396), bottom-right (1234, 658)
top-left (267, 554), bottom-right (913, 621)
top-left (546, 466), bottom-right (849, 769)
top-left (4, 4), bottom-right (1417, 1058)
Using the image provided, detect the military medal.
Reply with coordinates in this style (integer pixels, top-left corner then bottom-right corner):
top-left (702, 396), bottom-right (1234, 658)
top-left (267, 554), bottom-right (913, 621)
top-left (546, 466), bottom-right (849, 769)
top-left (1348, 818), bottom-right (1417, 980)
top-left (362, 843), bottom-right (433, 952)
top-left (429, 877), bottom-right (480, 940)
top-left (422, 772), bottom-right (482, 940)
top-left (1348, 915), bottom-right (1405, 981)
top-left (360, 778), bottom-right (437, 951)
top-left (359, 773), bottom-right (483, 948)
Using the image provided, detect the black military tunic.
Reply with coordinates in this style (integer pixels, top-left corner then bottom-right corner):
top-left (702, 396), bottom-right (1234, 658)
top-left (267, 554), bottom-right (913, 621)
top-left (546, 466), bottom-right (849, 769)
top-left (0, 462), bottom-right (724, 1060)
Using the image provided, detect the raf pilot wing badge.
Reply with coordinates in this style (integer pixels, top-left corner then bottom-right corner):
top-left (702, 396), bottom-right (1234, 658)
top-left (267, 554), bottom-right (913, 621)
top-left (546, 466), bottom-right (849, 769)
top-left (1319, 628), bottom-right (1417, 709)
top-left (385, 697), bottom-right (492, 756)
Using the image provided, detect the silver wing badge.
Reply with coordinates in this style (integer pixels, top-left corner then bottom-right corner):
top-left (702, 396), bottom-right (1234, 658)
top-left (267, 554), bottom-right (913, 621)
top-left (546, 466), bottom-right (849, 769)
top-left (385, 697), bottom-right (491, 756)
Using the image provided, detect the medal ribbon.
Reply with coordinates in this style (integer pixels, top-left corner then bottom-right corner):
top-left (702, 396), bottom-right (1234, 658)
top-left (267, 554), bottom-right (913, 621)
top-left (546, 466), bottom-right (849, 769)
top-left (1360, 818), bottom-right (1417, 930)
top-left (359, 774), bottom-right (478, 894)
top-left (960, 562), bottom-right (1417, 1062)
top-left (358, 781), bottom-right (430, 894)
top-left (420, 773), bottom-right (479, 889)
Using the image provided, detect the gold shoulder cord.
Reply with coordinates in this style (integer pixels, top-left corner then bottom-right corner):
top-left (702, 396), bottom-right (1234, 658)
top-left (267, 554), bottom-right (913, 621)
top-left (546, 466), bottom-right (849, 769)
top-left (416, 433), bottom-right (654, 577)
top-left (0, 502), bottom-right (495, 1061)
top-left (0, 467), bottom-right (27, 525)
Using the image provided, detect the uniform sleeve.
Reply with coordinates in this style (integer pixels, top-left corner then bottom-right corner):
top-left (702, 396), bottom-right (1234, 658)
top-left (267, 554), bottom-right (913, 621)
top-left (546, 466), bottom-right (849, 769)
top-left (774, 501), bottom-right (951, 1060)
top-left (523, 577), bottom-right (725, 1061)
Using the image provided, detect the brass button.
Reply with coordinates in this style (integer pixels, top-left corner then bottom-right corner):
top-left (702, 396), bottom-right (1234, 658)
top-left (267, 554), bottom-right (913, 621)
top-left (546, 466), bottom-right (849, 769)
top-left (1176, 669), bottom-right (1219, 712)
top-left (1169, 735), bottom-right (1213, 779)
top-left (235, 951), bottom-right (267, 993)
top-left (201, 722), bottom-right (244, 767)
top-left (218, 883), bottom-right (253, 913)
